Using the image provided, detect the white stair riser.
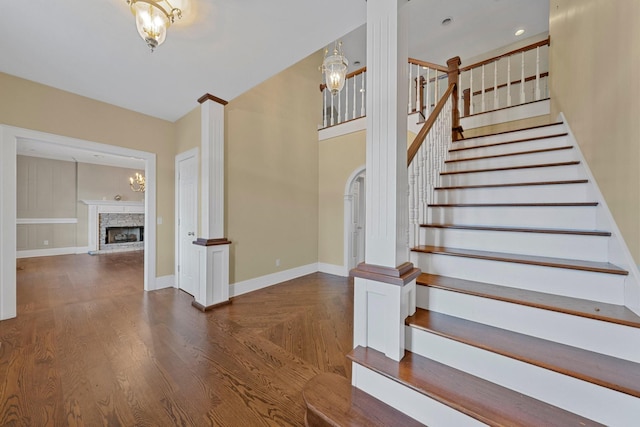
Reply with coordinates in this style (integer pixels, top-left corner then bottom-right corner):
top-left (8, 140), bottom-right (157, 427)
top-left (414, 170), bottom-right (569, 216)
top-left (439, 165), bottom-right (584, 187)
top-left (411, 252), bottom-right (625, 304)
top-left (454, 125), bottom-right (566, 149)
top-left (448, 136), bottom-right (569, 160)
top-left (415, 286), bottom-right (640, 363)
top-left (420, 228), bottom-right (609, 262)
top-left (406, 327), bottom-right (639, 426)
top-left (352, 363), bottom-right (485, 427)
top-left (434, 183), bottom-right (591, 204)
top-left (428, 206), bottom-right (597, 229)
top-left (444, 149), bottom-right (577, 172)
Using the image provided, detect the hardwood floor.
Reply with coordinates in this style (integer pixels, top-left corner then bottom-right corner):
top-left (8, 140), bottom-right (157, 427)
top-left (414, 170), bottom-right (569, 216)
top-left (2, 253), bottom-right (354, 426)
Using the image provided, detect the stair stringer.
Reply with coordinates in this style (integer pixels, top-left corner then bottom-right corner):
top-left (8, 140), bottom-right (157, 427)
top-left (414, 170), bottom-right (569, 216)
top-left (559, 112), bottom-right (640, 316)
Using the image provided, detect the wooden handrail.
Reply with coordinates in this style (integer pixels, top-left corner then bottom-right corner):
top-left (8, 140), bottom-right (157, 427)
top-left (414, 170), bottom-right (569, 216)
top-left (469, 71), bottom-right (549, 96)
top-left (460, 36), bottom-right (550, 72)
top-left (407, 82), bottom-right (456, 166)
top-left (408, 58), bottom-right (448, 73)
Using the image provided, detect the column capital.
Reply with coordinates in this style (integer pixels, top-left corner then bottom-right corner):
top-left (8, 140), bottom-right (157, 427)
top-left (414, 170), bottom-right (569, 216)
top-left (197, 93), bottom-right (228, 105)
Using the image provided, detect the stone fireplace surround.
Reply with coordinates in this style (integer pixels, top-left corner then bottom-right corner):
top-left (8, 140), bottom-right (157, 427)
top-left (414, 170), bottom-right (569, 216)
top-left (82, 200), bottom-right (145, 254)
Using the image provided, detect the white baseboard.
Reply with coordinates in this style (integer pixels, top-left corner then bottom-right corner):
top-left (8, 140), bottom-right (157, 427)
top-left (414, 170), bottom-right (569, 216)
top-left (17, 246), bottom-right (87, 259)
top-left (318, 262), bottom-right (348, 277)
top-left (154, 275), bottom-right (175, 291)
top-left (230, 263), bottom-right (318, 297)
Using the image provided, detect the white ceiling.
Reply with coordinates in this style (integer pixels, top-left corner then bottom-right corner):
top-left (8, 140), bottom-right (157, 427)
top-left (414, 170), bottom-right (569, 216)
top-left (3, 0), bottom-right (548, 165)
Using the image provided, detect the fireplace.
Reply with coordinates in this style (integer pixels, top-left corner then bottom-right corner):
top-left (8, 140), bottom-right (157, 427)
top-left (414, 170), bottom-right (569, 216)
top-left (105, 226), bottom-right (144, 244)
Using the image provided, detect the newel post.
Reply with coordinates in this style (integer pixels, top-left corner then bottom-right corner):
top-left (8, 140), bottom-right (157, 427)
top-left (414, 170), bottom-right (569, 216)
top-left (192, 93), bottom-right (232, 312)
top-left (447, 56), bottom-right (462, 141)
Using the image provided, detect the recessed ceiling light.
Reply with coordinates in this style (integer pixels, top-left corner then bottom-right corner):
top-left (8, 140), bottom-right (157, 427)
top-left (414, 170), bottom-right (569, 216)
top-left (515, 28), bottom-right (525, 36)
top-left (354, 60), bottom-right (361, 66)
top-left (441, 17), bottom-right (453, 26)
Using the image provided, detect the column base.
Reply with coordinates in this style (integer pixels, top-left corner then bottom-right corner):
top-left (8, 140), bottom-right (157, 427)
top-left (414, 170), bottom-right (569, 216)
top-left (191, 299), bottom-right (232, 312)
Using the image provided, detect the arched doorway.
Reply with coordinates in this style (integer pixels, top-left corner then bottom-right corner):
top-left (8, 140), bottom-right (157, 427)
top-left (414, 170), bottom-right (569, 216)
top-left (344, 166), bottom-right (366, 272)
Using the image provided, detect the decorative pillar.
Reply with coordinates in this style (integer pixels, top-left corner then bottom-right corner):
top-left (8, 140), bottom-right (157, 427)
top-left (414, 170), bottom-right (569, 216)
top-left (350, 0), bottom-right (419, 362)
top-left (192, 94), bottom-right (232, 311)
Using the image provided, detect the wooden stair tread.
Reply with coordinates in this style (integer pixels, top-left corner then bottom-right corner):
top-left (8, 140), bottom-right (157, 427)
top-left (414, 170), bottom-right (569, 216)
top-left (434, 179), bottom-right (588, 191)
top-left (420, 224), bottom-right (611, 237)
top-left (348, 346), bottom-right (603, 427)
top-left (440, 161), bottom-right (580, 175)
top-left (445, 145), bottom-right (573, 163)
top-left (450, 133), bottom-right (568, 152)
top-left (411, 246), bottom-right (628, 275)
top-left (455, 122), bottom-right (564, 142)
top-left (303, 373), bottom-right (423, 427)
top-left (429, 202), bottom-right (598, 207)
top-left (407, 308), bottom-right (640, 398)
top-left (417, 273), bottom-right (640, 328)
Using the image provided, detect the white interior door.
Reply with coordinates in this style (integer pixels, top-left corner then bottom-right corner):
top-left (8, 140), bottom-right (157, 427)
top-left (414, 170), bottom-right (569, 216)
top-left (177, 153), bottom-right (198, 296)
top-left (350, 174), bottom-right (366, 269)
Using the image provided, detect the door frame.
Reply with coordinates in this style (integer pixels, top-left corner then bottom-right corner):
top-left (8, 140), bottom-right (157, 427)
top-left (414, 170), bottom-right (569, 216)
top-left (344, 165), bottom-right (366, 273)
top-left (0, 125), bottom-right (157, 320)
top-left (174, 147), bottom-right (199, 291)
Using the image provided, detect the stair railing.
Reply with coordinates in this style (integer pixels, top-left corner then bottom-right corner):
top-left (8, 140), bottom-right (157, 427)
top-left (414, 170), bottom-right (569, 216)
top-left (458, 36), bottom-right (550, 117)
top-left (407, 82), bottom-right (456, 247)
top-left (407, 59), bottom-right (448, 119)
top-left (320, 67), bottom-right (367, 128)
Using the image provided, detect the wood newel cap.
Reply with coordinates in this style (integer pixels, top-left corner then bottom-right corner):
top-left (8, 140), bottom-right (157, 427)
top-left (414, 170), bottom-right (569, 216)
top-left (350, 262), bottom-right (421, 286)
top-left (197, 93), bottom-right (229, 105)
top-left (193, 238), bottom-right (232, 246)
top-left (447, 56), bottom-right (462, 71)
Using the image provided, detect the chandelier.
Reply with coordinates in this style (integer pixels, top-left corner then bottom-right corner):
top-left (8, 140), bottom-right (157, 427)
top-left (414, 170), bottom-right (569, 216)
top-left (130, 172), bottom-right (146, 192)
top-left (321, 41), bottom-right (349, 96)
top-left (126, 0), bottom-right (182, 51)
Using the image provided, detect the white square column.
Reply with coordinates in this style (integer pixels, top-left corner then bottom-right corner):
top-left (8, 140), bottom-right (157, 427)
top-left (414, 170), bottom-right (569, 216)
top-left (351, 0), bottom-right (419, 362)
top-left (192, 94), bottom-right (232, 312)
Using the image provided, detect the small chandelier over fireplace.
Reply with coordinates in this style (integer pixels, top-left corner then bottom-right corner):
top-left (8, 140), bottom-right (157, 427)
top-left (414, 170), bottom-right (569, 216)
top-left (130, 172), bottom-right (146, 192)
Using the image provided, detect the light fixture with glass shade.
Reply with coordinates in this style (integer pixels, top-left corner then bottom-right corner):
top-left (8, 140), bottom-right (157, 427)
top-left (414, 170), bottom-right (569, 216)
top-left (130, 172), bottom-right (146, 192)
top-left (321, 41), bottom-right (349, 96)
top-left (126, 0), bottom-right (182, 51)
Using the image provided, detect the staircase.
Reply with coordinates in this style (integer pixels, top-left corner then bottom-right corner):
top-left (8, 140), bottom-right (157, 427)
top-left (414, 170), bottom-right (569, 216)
top-left (309, 117), bottom-right (640, 426)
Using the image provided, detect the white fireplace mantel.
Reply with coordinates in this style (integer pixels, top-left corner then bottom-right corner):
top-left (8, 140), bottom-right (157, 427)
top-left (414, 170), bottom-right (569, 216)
top-left (82, 200), bottom-right (145, 252)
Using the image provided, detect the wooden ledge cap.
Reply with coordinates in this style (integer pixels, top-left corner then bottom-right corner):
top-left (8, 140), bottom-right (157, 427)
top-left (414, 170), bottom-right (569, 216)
top-left (197, 93), bottom-right (228, 105)
top-left (192, 299), bottom-right (232, 312)
top-left (350, 262), bottom-right (421, 286)
top-left (193, 238), bottom-right (232, 246)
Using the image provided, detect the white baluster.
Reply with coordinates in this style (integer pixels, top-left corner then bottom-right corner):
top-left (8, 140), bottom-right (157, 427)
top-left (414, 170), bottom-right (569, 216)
top-left (337, 86), bottom-right (342, 124)
top-left (493, 60), bottom-right (498, 110)
top-left (353, 75), bottom-right (357, 119)
top-left (535, 46), bottom-right (541, 101)
top-left (345, 77), bottom-right (349, 122)
top-left (361, 71), bottom-right (365, 117)
top-left (481, 64), bottom-right (485, 112)
top-left (469, 69), bottom-right (474, 115)
top-left (330, 92), bottom-right (334, 126)
top-left (323, 88), bottom-right (327, 128)
top-left (408, 63), bottom-right (413, 113)
top-left (507, 56), bottom-right (512, 107)
top-left (416, 65), bottom-right (420, 114)
top-left (458, 72), bottom-right (463, 118)
top-left (520, 51), bottom-right (525, 104)
top-left (425, 67), bottom-right (430, 117)
top-left (434, 70), bottom-right (439, 109)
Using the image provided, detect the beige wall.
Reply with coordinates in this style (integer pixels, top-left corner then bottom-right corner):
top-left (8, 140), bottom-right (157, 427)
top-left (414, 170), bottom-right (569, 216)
top-left (318, 131), bottom-right (367, 266)
top-left (225, 51), bottom-right (322, 283)
top-left (0, 72), bottom-right (177, 276)
top-left (549, 0), bottom-right (640, 263)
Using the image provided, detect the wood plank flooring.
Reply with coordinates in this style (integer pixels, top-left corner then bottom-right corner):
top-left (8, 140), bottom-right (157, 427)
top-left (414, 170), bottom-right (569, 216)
top-left (2, 253), bottom-right (354, 426)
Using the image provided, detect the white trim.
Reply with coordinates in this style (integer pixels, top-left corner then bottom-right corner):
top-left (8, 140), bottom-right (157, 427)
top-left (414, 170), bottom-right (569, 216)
top-left (318, 117), bottom-right (366, 141)
top-left (17, 246), bottom-right (89, 258)
top-left (559, 113), bottom-right (640, 315)
top-left (175, 147), bottom-right (199, 292)
top-left (461, 99), bottom-right (550, 130)
top-left (16, 218), bottom-right (77, 225)
top-left (318, 262), bottom-right (348, 277)
top-left (81, 200), bottom-right (144, 207)
top-left (0, 125), bottom-right (157, 321)
top-left (154, 275), bottom-right (176, 290)
top-left (230, 263), bottom-right (318, 297)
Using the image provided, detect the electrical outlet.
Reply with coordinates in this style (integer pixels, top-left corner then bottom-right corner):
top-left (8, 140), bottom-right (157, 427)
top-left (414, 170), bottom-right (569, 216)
top-left (43, 240), bottom-right (49, 246)
top-left (275, 259), bottom-right (280, 267)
